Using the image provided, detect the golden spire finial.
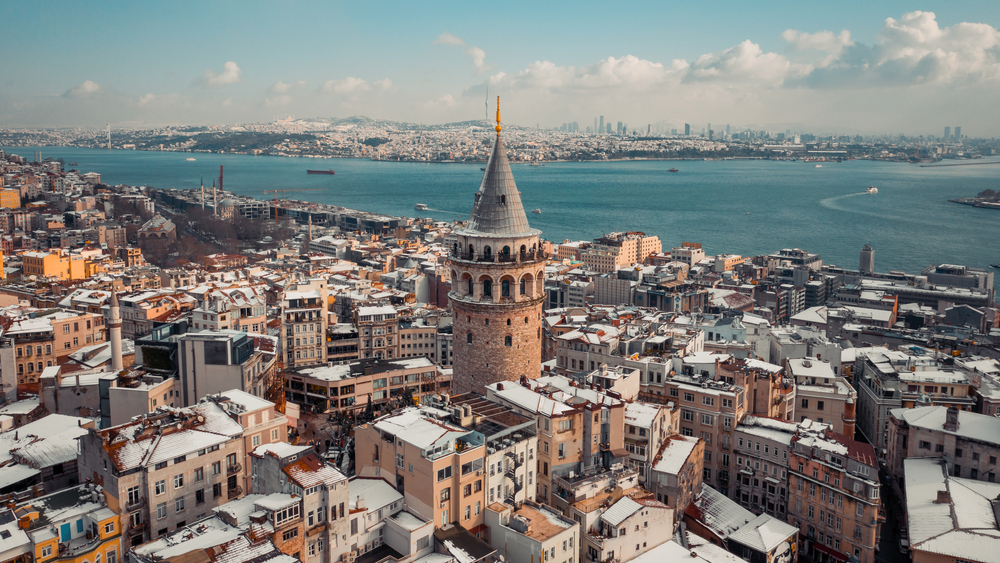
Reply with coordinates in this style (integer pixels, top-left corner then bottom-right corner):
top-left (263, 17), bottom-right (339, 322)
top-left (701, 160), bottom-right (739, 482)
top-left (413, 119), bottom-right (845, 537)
top-left (495, 96), bottom-right (502, 133)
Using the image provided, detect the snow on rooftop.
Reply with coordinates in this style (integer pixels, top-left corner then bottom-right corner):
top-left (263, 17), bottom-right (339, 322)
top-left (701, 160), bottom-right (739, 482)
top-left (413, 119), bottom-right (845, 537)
top-left (652, 435), bottom-right (700, 475)
top-left (601, 497), bottom-right (643, 527)
top-left (348, 477), bottom-right (403, 511)
top-left (624, 402), bottom-right (661, 429)
top-left (892, 406), bottom-right (1000, 446)
top-left (373, 407), bottom-right (469, 451)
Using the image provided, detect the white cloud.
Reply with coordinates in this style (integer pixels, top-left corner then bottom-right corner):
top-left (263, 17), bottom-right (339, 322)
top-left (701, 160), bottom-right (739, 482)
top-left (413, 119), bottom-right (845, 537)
top-left (321, 77), bottom-right (371, 94)
top-left (196, 61), bottom-right (242, 88)
top-left (432, 32), bottom-right (465, 46)
top-left (433, 32), bottom-right (491, 73)
top-left (265, 95), bottom-right (292, 107)
top-left (373, 78), bottom-right (394, 90)
top-left (65, 80), bottom-right (101, 97)
top-left (222, 97), bottom-right (233, 107)
top-left (271, 79), bottom-right (306, 93)
top-left (688, 40), bottom-right (808, 86)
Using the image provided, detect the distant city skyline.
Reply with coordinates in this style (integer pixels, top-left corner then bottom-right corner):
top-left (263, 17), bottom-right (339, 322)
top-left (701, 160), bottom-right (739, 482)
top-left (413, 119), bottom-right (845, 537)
top-left (2, 1), bottom-right (999, 135)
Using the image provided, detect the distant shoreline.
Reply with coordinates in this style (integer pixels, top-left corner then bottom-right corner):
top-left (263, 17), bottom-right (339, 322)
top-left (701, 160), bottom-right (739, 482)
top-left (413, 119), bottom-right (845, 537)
top-left (948, 197), bottom-right (1000, 210)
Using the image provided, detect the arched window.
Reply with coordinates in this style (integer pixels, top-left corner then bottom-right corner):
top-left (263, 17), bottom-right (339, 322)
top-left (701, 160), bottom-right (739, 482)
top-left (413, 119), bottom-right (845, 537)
top-left (520, 244), bottom-right (526, 254)
top-left (500, 194), bottom-right (507, 205)
top-left (524, 316), bottom-right (529, 324)
top-left (468, 244), bottom-right (474, 256)
top-left (520, 278), bottom-right (526, 295)
top-left (483, 246), bottom-right (492, 259)
top-left (485, 318), bottom-right (490, 326)
top-left (501, 280), bottom-right (510, 297)
top-left (483, 279), bottom-right (492, 297)
top-left (453, 243), bottom-right (458, 255)
top-left (504, 335), bottom-right (512, 347)
top-left (501, 246), bottom-right (510, 258)
top-left (467, 333), bottom-right (473, 344)
top-left (507, 318), bottom-right (511, 326)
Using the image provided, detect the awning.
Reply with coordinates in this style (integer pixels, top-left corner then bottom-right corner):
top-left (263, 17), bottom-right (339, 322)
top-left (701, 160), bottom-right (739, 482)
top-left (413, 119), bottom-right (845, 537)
top-left (812, 542), bottom-right (848, 562)
top-left (611, 448), bottom-right (629, 458)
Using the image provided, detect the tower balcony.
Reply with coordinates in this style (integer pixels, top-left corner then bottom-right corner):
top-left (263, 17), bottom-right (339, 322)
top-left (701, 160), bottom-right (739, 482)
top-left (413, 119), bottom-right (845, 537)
top-left (449, 249), bottom-right (548, 265)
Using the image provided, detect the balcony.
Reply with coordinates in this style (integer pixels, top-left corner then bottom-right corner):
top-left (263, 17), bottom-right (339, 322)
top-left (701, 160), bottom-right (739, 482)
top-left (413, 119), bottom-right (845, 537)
top-left (451, 250), bottom-right (548, 264)
top-left (227, 462), bottom-right (242, 475)
top-left (125, 496), bottom-right (146, 511)
top-left (228, 484), bottom-right (243, 499)
top-left (127, 519), bottom-right (147, 535)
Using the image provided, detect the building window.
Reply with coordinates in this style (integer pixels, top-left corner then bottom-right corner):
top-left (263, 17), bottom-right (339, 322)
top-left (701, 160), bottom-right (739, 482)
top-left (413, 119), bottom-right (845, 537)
top-left (504, 335), bottom-right (512, 347)
top-left (176, 498), bottom-right (185, 512)
top-left (157, 503), bottom-right (167, 519)
top-left (155, 480), bottom-right (165, 495)
top-left (174, 475), bottom-right (184, 489)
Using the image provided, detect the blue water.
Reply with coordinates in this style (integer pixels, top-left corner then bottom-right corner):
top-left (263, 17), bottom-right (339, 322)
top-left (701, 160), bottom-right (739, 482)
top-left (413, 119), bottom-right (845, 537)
top-left (10, 147), bottom-right (1000, 289)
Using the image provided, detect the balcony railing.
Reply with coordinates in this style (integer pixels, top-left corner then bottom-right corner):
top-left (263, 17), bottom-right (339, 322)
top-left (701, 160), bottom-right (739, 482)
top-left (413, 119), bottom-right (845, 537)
top-left (227, 462), bottom-right (242, 475)
top-left (228, 484), bottom-right (243, 499)
top-left (127, 520), bottom-right (147, 535)
top-left (125, 496), bottom-right (146, 511)
top-left (451, 250), bottom-right (548, 263)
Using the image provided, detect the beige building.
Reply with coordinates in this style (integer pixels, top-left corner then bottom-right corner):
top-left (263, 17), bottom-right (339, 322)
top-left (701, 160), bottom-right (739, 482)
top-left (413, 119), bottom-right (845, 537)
top-left (787, 357), bottom-right (857, 436)
top-left (355, 406), bottom-right (488, 533)
top-left (354, 305), bottom-right (399, 360)
top-left (282, 279), bottom-right (330, 369)
top-left (484, 376), bottom-right (627, 505)
top-left (77, 402), bottom-right (249, 546)
top-left (581, 232), bottom-right (662, 273)
top-left (201, 390), bottom-right (287, 494)
top-left (649, 434), bottom-right (704, 526)
top-left (484, 501), bottom-right (579, 563)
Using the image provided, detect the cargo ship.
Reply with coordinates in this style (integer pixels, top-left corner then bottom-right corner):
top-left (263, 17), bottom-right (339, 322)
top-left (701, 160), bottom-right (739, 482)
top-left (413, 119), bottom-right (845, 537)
top-left (668, 168), bottom-right (679, 172)
top-left (307, 169), bottom-right (336, 175)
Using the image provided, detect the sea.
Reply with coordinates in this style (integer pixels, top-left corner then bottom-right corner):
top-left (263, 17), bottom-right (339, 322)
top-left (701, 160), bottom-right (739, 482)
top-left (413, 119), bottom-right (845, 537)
top-left (9, 146), bottom-right (1000, 291)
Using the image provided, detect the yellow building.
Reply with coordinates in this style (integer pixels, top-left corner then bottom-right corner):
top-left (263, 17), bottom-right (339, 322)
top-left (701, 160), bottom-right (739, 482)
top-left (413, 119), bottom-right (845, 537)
top-left (20, 250), bottom-right (105, 281)
top-left (0, 188), bottom-right (20, 209)
top-left (16, 485), bottom-right (123, 563)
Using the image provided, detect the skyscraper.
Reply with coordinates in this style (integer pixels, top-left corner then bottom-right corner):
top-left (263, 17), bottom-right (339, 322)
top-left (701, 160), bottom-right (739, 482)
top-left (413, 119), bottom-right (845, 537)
top-left (944, 126), bottom-right (951, 140)
top-left (616, 121), bottom-right (623, 134)
top-left (954, 126), bottom-right (961, 140)
top-left (684, 123), bottom-right (690, 136)
top-left (599, 116), bottom-right (604, 135)
top-left (594, 118), bottom-right (598, 135)
top-left (449, 99), bottom-right (545, 394)
top-left (726, 124), bottom-right (731, 137)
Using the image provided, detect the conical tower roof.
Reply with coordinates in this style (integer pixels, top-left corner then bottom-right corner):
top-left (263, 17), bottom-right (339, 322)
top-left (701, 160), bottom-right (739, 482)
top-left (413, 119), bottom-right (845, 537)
top-left (463, 103), bottom-right (539, 238)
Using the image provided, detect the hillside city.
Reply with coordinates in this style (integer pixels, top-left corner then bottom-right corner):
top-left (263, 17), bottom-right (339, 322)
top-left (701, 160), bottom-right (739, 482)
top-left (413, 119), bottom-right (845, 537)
top-left (0, 122), bottom-right (998, 563)
top-left (1, 118), bottom-right (996, 163)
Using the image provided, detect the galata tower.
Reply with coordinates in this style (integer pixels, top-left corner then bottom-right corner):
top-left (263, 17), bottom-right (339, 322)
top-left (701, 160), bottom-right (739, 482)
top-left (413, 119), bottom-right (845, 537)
top-left (449, 98), bottom-right (546, 394)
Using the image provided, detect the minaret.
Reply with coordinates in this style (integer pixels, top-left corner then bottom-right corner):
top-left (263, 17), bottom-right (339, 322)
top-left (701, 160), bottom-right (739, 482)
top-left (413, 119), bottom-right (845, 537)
top-left (449, 97), bottom-right (546, 394)
top-left (212, 179), bottom-right (218, 217)
top-left (200, 176), bottom-right (205, 210)
top-left (109, 291), bottom-right (124, 371)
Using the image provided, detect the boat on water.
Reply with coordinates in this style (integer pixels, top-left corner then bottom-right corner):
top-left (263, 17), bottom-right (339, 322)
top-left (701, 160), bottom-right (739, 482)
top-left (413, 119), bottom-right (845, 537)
top-left (991, 263), bottom-right (1000, 269)
top-left (68, 162), bottom-right (78, 166)
top-left (815, 164), bottom-right (823, 168)
top-left (866, 186), bottom-right (878, 194)
top-left (668, 168), bottom-right (679, 173)
top-left (481, 168), bottom-right (486, 171)
top-left (307, 169), bottom-right (336, 175)
top-left (414, 203), bottom-right (428, 211)
top-left (185, 158), bottom-right (196, 161)
top-left (531, 209), bottom-right (542, 214)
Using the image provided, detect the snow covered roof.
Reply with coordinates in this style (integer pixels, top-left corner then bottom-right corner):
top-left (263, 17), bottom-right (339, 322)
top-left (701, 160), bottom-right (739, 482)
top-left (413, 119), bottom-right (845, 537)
top-left (348, 477), bottom-right (403, 512)
top-left (892, 406), bottom-right (1000, 445)
top-left (624, 403), bottom-right (662, 429)
top-left (686, 486), bottom-right (754, 541)
top-left (905, 457), bottom-right (1000, 562)
top-left (0, 414), bottom-right (91, 468)
top-left (727, 513), bottom-right (797, 552)
top-left (373, 407), bottom-right (471, 451)
top-left (486, 382), bottom-right (577, 418)
top-left (651, 435), bottom-right (700, 475)
top-left (601, 497), bottom-right (643, 527)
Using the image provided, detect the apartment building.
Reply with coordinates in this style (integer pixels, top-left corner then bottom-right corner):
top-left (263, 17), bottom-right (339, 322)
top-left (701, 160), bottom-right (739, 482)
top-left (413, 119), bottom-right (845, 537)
top-left (200, 390), bottom-right (287, 494)
top-left (398, 318), bottom-right (437, 361)
top-left (175, 331), bottom-right (277, 405)
top-left (484, 501), bottom-right (579, 563)
top-left (249, 442), bottom-right (350, 563)
top-left (733, 415), bottom-right (797, 519)
top-left (113, 291), bottom-right (195, 340)
top-left (580, 494), bottom-right (673, 563)
top-left (345, 477), bottom-right (435, 562)
top-left (484, 378), bottom-right (626, 505)
top-left (354, 305), bottom-right (399, 360)
top-left (16, 484), bottom-right (122, 563)
top-left (6, 317), bottom-right (54, 385)
top-left (451, 393), bottom-right (539, 507)
top-left (355, 406), bottom-right (487, 533)
top-left (787, 358), bottom-right (857, 436)
top-left (670, 242), bottom-right (706, 266)
top-left (282, 281), bottom-right (329, 369)
top-left (283, 357), bottom-right (448, 414)
top-left (581, 232), bottom-right (662, 273)
top-left (77, 403), bottom-right (248, 546)
top-left (649, 434), bottom-right (704, 526)
top-left (622, 402), bottom-right (674, 484)
top-left (853, 349), bottom-right (975, 462)
top-left (887, 405), bottom-right (1000, 482)
top-left (685, 487), bottom-right (799, 563)
top-left (130, 493), bottom-right (305, 563)
top-left (786, 423), bottom-right (881, 563)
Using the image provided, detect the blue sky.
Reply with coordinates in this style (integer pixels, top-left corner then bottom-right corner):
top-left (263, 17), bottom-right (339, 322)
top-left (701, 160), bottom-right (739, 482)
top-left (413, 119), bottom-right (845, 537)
top-left (2, 0), bottom-right (999, 134)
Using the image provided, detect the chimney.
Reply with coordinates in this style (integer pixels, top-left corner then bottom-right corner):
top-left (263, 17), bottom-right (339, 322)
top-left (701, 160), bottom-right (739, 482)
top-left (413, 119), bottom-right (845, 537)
top-left (944, 406), bottom-right (959, 432)
top-left (935, 490), bottom-right (950, 504)
top-left (497, 383), bottom-right (504, 391)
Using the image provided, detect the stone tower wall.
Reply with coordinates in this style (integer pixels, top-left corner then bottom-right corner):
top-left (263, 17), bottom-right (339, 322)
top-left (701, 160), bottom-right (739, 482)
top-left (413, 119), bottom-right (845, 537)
top-left (450, 296), bottom-right (543, 395)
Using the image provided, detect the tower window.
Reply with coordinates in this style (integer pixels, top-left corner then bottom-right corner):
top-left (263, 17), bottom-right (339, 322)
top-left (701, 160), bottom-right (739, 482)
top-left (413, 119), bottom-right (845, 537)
top-left (468, 278), bottom-right (473, 295)
top-left (500, 195), bottom-right (506, 205)
top-left (483, 279), bottom-right (492, 297)
top-left (504, 336), bottom-right (512, 347)
top-left (467, 333), bottom-right (473, 344)
top-left (525, 317), bottom-right (529, 324)
top-left (485, 318), bottom-right (490, 326)
top-left (484, 246), bottom-right (492, 259)
top-left (501, 280), bottom-right (510, 297)
top-left (520, 245), bottom-right (526, 254)
top-left (520, 278), bottom-right (526, 295)
top-left (502, 246), bottom-right (510, 257)
top-left (507, 318), bottom-right (511, 326)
